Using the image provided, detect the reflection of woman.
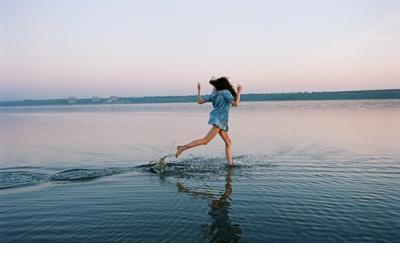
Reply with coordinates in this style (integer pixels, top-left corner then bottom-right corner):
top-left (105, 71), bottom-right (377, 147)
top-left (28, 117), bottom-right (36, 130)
top-left (177, 167), bottom-right (241, 242)
top-left (175, 77), bottom-right (242, 166)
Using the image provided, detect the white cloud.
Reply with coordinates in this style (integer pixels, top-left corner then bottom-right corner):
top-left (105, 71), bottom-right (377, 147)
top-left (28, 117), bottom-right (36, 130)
top-left (353, 13), bottom-right (400, 49)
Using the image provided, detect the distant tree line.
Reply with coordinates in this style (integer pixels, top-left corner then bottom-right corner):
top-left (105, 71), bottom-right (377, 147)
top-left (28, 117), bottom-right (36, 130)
top-left (0, 89), bottom-right (399, 107)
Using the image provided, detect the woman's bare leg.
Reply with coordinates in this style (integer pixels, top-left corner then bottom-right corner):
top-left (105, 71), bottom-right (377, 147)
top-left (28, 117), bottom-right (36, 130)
top-left (219, 130), bottom-right (233, 165)
top-left (176, 126), bottom-right (220, 158)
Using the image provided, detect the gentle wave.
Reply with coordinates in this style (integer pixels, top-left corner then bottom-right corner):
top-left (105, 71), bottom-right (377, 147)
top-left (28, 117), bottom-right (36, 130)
top-left (0, 171), bottom-right (49, 190)
top-left (0, 167), bottom-right (129, 190)
top-left (51, 168), bottom-right (125, 181)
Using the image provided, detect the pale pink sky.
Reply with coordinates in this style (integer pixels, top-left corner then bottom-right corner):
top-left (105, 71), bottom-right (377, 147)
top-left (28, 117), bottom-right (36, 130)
top-left (1, 0), bottom-right (399, 100)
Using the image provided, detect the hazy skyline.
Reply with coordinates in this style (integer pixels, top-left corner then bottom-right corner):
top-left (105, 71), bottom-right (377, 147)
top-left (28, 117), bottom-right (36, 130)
top-left (1, 0), bottom-right (400, 100)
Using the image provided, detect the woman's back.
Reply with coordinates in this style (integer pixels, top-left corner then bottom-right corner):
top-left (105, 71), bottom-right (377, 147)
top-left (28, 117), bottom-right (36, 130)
top-left (204, 90), bottom-right (234, 131)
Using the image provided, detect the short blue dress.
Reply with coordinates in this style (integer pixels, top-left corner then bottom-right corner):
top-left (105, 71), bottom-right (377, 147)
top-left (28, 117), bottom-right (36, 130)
top-left (203, 90), bottom-right (234, 132)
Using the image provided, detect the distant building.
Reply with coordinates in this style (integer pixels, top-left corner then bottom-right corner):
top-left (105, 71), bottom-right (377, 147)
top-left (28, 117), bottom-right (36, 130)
top-left (91, 96), bottom-right (100, 103)
top-left (68, 96), bottom-right (77, 104)
top-left (107, 96), bottom-right (119, 103)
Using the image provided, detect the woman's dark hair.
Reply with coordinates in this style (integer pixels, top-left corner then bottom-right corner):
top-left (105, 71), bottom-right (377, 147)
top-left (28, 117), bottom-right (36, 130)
top-left (209, 76), bottom-right (237, 100)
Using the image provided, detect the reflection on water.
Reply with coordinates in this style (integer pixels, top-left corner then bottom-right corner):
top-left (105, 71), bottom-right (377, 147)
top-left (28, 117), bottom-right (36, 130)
top-left (177, 166), bottom-right (241, 243)
top-left (204, 167), bottom-right (241, 243)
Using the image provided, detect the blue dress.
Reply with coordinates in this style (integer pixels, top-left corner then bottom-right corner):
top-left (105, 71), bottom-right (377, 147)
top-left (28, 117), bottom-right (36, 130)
top-left (203, 90), bottom-right (234, 132)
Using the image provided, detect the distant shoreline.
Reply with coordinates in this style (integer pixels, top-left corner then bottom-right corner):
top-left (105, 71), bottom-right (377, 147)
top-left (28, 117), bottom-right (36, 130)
top-left (1, 89), bottom-right (399, 107)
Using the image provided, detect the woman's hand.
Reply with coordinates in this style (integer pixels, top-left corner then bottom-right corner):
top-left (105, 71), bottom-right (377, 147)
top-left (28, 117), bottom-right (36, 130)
top-left (197, 82), bottom-right (207, 104)
top-left (237, 84), bottom-right (242, 94)
top-left (232, 84), bottom-right (242, 107)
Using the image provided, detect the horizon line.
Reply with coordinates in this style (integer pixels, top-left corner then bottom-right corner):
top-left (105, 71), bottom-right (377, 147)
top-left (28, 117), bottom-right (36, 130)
top-left (1, 88), bottom-right (400, 103)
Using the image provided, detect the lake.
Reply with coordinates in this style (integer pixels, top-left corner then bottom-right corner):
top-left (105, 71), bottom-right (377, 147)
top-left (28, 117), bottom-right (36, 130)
top-left (0, 100), bottom-right (399, 242)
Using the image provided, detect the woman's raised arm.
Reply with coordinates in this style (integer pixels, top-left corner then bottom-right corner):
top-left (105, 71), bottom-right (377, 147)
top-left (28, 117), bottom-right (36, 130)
top-left (232, 85), bottom-right (242, 107)
top-left (197, 82), bottom-right (207, 104)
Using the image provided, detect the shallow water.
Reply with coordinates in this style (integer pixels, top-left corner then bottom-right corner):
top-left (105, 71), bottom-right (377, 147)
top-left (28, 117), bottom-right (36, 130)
top-left (0, 100), bottom-right (399, 242)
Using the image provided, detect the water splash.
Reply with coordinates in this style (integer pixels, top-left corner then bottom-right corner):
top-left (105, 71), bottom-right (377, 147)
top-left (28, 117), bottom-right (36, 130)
top-left (149, 154), bottom-right (175, 173)
top-left (144, 155), bottom-right (260, 177)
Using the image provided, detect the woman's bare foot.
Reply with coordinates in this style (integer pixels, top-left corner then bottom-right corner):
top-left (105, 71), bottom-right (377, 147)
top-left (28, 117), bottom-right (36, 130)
top-left (176, 145), bottom-right (184, 158)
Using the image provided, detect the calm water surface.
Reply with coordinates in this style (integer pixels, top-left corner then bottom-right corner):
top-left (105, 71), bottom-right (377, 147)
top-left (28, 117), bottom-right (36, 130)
top-left (0, 100), bottom-right (399, 242)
